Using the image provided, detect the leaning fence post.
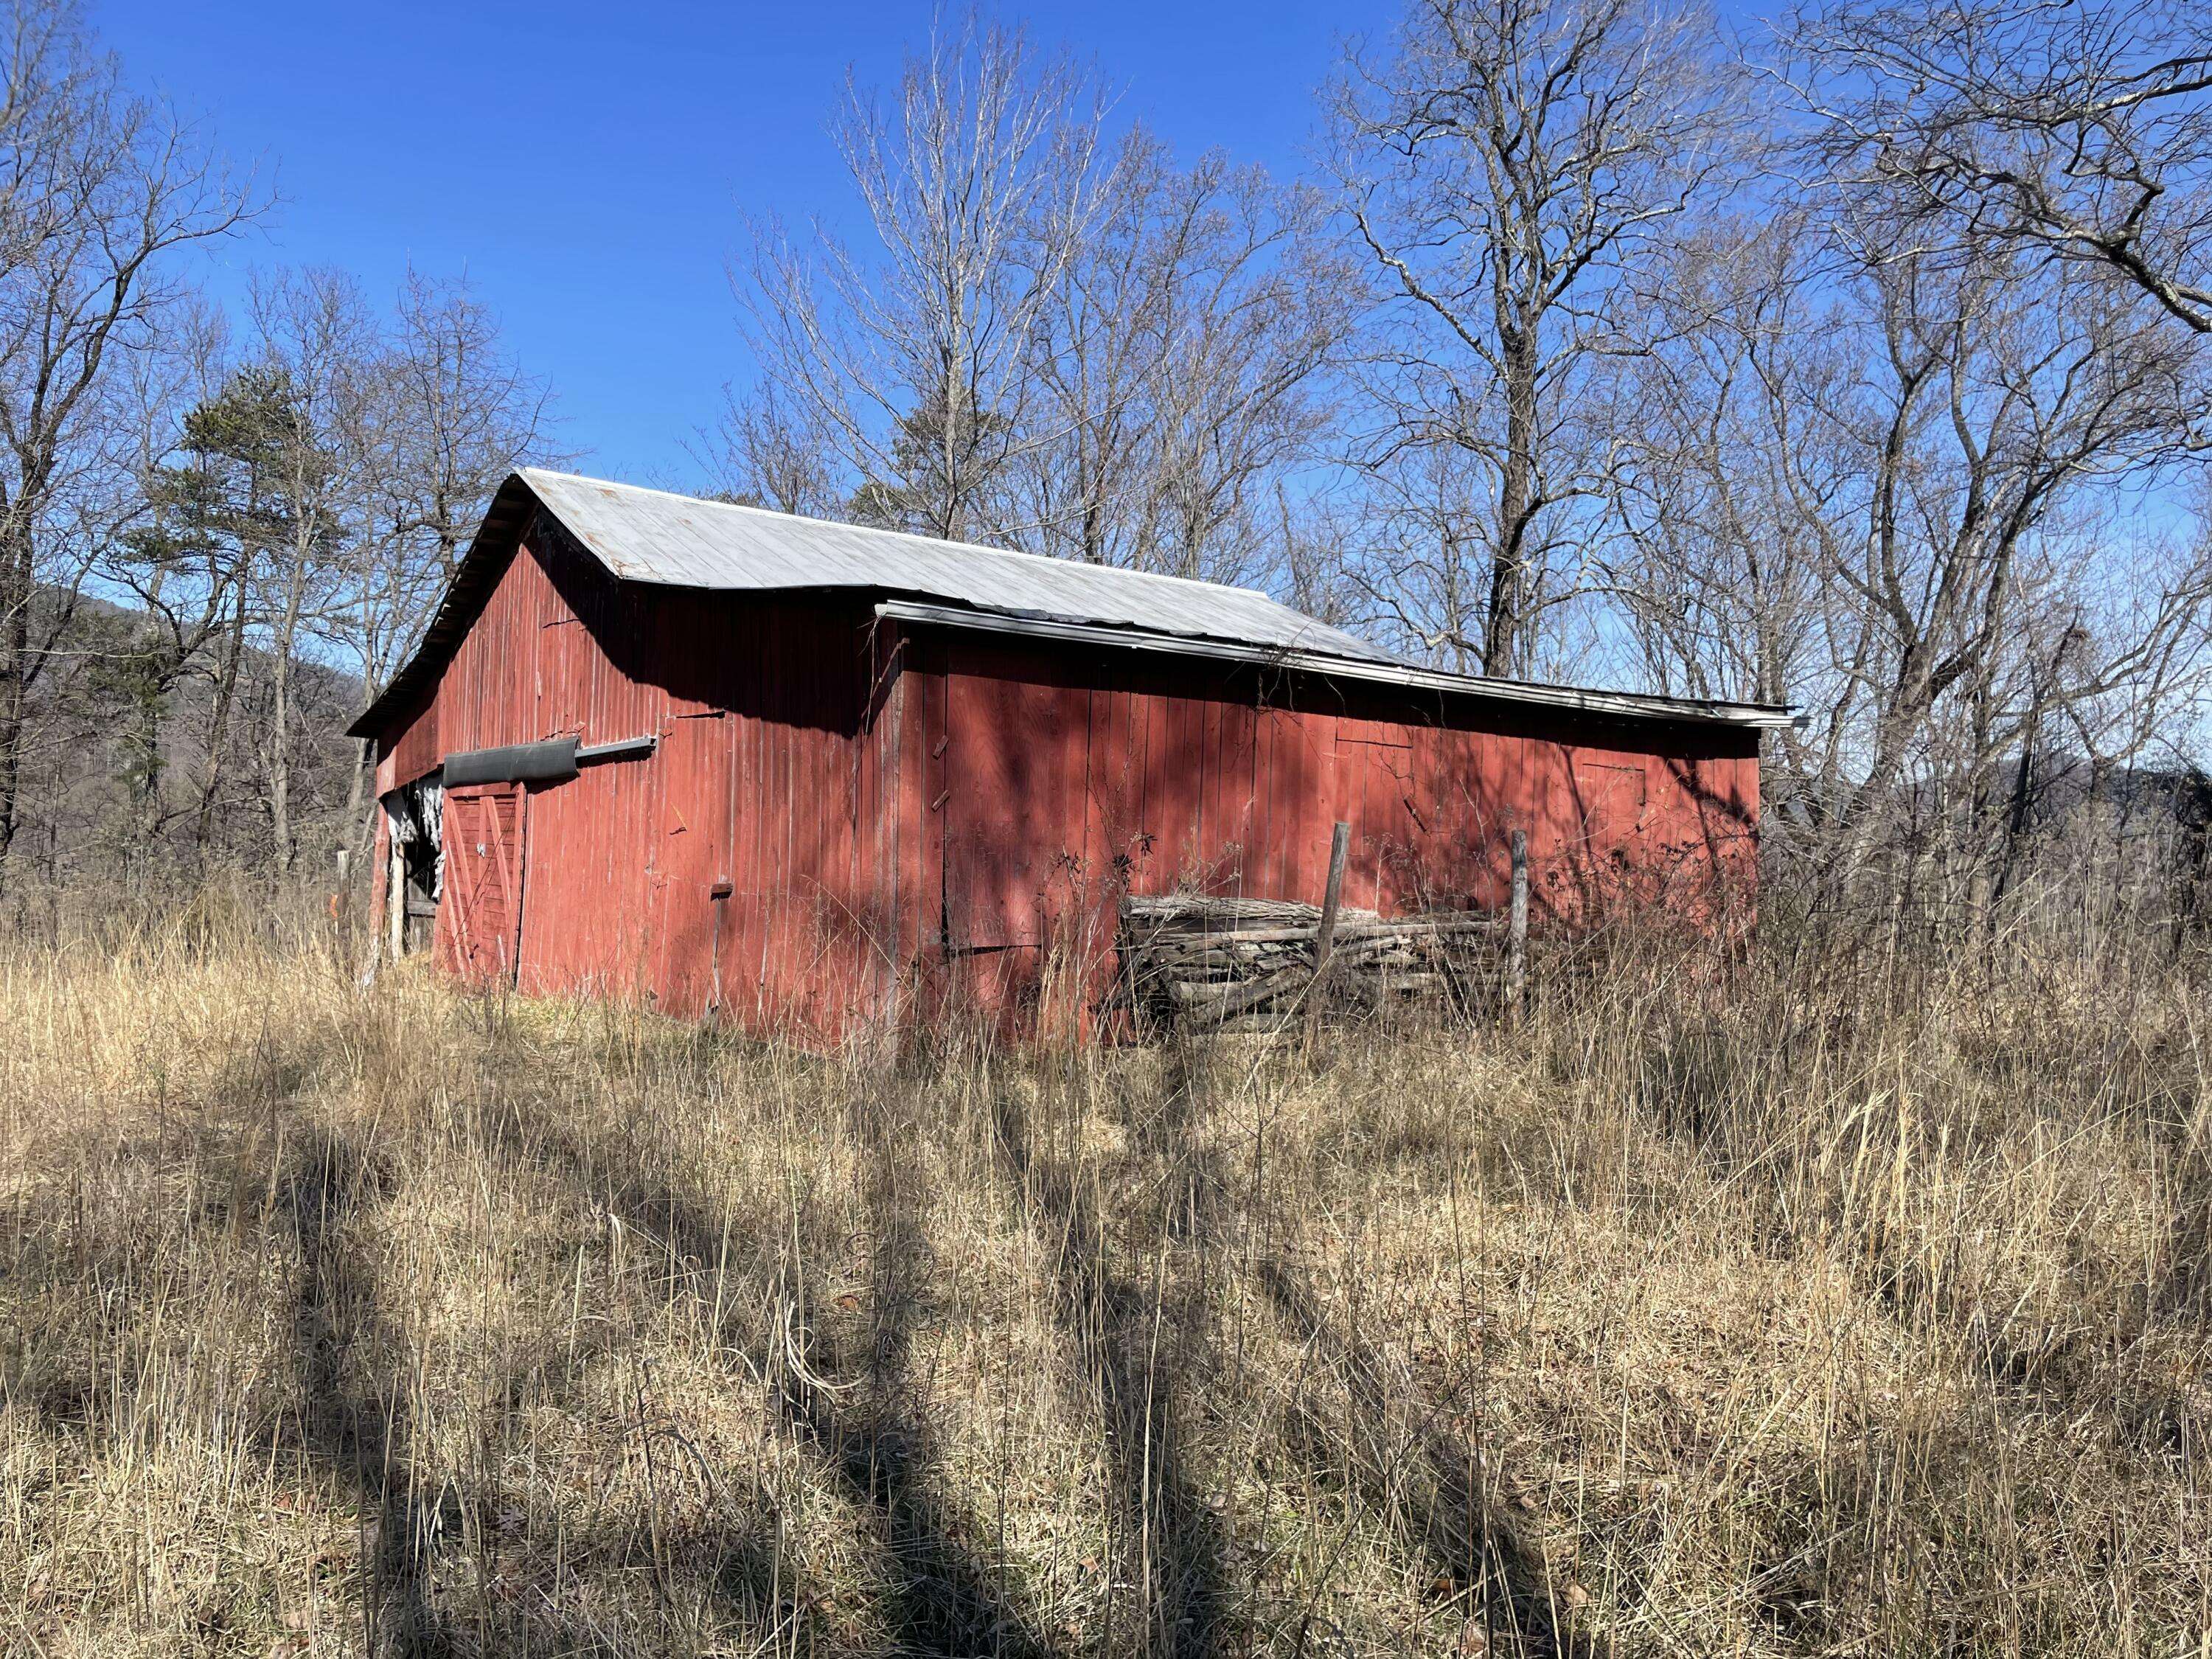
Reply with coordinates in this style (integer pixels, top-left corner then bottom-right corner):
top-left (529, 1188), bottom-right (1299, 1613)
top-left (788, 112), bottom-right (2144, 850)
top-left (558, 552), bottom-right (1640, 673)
top-left (1303, 821), bottom-right (1352, 1032)
top-left (1313, 821), bottom-right (1352, 973)
top-left (1507, 828), bottom-right (1528, 1018)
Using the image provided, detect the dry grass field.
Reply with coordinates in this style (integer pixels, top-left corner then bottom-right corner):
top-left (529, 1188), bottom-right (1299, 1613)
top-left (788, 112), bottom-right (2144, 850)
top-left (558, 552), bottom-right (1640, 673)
top-left (1, 891), bottom-right (2208, 1656)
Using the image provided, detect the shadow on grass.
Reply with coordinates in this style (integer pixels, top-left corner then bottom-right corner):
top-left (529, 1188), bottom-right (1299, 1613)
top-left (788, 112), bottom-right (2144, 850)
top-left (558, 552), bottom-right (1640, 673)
top-left (11, 1012), bottom-right (1632, 1658)
top-left (1155, 1035), bottom-right (1596, 1659)
top-left (271, 1028), bottom-right (1591, 1658)
top-left (992, 1072), bottom-right (1230, 1658)
top-left (490, 1087), bottom-right (1062, 1659)
top-left (3, 1018), bottom-right (1052, 1655)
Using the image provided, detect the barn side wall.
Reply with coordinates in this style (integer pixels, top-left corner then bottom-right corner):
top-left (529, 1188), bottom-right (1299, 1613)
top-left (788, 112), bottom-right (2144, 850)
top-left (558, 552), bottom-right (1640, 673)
top-left (371, 524), bottom-right (900, 1037)
top-left (374, 528), bottom-right (1759, 1043)
top-left (887, 629), bottom-right (1761, 1021)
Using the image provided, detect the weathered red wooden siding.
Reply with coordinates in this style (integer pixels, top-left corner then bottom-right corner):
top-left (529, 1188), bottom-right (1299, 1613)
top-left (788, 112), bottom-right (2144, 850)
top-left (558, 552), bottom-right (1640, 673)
top-left (891, 631), bottom-right (1759, 1020)
top-left (372, 682), bottom-right (439, 796)
top-left (375, 520), bottom-right (897, 1038)
top-left (374, 518), bottom-right (1758, 1041)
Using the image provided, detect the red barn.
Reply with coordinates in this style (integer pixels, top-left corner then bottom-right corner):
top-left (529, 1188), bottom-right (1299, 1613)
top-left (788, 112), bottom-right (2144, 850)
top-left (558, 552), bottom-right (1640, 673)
top-left (353, 470), bottom-right (1788, 1038)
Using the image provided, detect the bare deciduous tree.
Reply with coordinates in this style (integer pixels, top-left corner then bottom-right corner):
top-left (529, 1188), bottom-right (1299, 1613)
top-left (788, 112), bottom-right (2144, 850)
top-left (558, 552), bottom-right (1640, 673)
top-left (333, 270), bottom-right (554, 857)
top-left (737, 15), bottom-right (1108, 542)
top-left (1017, 139), bottom-right (1349, 582)
top-left (1607, 191), bottom-right (2212, 901)
top-left (0, 0), bottom-right (256, 883)
top-left (1330, 0), bottom-right (1736, 675)
top-left (244, 268), bottom-right (376, 872)
top-left (1787, 0), bottom-right (2212, 336)
top-left (83, 265), bottom-right (551, 879)
top-left (725, 27), bottom-right (1350, 594)
top-left (97, 299), bottom-right (229, 851)
top-left (706, 383), bottom-right (836, 517)
top-left (378, 268), bottom-right (555, 571)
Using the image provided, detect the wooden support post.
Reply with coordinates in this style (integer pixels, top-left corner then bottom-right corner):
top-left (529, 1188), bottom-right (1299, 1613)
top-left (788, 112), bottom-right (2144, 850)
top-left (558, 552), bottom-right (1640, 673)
top-left (1507, 829), bottom-right (1528, 1017)
top-left (388, 825), bottom-right (406, 964)
top-left (709, 877), bottom-right (733, 1015)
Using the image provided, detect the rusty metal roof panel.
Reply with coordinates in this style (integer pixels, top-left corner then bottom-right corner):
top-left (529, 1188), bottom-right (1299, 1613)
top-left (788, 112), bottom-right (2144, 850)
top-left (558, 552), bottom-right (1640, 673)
top-left (517, 469), bottom-right (1399, 665)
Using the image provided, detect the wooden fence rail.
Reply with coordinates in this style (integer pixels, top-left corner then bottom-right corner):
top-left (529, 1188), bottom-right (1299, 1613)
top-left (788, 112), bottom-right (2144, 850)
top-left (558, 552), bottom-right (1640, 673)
top-left (1116, 823), bottom-right (1531, 1034)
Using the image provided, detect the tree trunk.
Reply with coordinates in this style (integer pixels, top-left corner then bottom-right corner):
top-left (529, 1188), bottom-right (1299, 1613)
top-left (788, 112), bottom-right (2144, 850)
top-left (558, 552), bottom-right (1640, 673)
top-left (127, 566), bottom-right (175, 858)
top-left (343, 734), bottom-right (374, 866)
top-left (268, 540), bottom-right (310, 875)
top-left (1484, 324), bottom-right (1540, 678)
top-left (0, 519), bottom-right (34, 887)
top-left (196, 580), bottom-right (250, 863)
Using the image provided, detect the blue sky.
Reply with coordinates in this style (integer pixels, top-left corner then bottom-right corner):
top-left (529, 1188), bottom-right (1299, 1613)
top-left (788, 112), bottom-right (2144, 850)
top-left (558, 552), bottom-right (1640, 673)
top-left (95, 0), bottom-right (1385, 490)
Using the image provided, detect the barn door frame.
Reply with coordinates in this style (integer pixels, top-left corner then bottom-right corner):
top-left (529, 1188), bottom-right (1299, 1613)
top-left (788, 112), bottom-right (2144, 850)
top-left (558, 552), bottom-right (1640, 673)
top-left (440, 780), bottom-right (529, 987)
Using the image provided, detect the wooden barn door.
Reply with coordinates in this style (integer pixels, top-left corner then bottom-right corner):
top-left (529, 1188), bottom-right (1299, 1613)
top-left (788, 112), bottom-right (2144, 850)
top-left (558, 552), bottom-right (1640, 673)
top-left (1337, 723), bottom-right (1418, 913)
top-left (648, 714), bottom-right (734, 1019)
top-left (1568, 757), bottom-right (1649, 916)
top-left (939, 647), bottom-right (1093, 954)
top-left (439, 782), bottom-right (527, 987)
top-left (935, 644), bottom-right (1099, 1029)
top-left (1573, 759), bottom-right (1647, 852)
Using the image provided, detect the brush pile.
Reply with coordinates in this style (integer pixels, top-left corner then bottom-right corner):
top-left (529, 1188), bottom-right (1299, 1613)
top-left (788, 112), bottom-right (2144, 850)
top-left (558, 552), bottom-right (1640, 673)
top-left (1117, 892), bottom-right (1507, 1031)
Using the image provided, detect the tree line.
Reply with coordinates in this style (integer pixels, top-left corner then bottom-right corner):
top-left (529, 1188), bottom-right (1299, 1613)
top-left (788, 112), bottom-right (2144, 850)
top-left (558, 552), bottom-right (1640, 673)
top-left (1, 0), bottom-right (2208, 942)
top-left (723, 1), bottom-right (2212, 940)
top-left (0, 3), bottom-right (551, 891)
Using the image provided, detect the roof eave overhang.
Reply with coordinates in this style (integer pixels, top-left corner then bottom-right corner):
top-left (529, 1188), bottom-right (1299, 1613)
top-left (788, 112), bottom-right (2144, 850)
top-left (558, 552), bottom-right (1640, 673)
top-left (873, 599), bottom-right (1796, 732)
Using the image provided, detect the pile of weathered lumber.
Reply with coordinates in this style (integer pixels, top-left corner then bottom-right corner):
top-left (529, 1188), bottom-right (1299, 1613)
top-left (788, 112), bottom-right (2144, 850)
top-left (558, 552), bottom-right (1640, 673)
top-left (1116, 893), bottom-right (1509, 1032)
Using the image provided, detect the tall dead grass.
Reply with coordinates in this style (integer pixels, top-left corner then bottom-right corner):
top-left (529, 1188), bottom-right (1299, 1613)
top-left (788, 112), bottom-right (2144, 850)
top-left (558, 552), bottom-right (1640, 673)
top-left (1, 888), bottom-right (2207, 1655)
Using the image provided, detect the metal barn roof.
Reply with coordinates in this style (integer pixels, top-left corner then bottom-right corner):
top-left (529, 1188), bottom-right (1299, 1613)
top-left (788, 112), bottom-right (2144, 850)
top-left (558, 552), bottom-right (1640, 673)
top-left (521, 470), bottom-right (1397, 665)
top-left (351, 470), bottom-right (1793, 737)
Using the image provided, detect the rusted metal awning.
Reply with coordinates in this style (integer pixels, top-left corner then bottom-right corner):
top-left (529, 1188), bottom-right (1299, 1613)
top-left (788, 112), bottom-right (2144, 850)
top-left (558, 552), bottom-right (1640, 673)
top-left (439, 733), bottom-right (659, 787)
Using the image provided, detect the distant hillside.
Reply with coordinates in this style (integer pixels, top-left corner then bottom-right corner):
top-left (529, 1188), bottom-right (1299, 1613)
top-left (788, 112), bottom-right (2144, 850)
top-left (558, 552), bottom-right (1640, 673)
top-left (9, 582), bottom-right (369, 886)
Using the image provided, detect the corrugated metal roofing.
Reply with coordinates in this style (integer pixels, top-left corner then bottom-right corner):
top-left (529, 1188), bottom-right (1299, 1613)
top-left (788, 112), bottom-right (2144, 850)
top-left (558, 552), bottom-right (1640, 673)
top-left (517, 469), bottom-right (1397, 664)
top-left (349, 469), bottom-right (1793, 738)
